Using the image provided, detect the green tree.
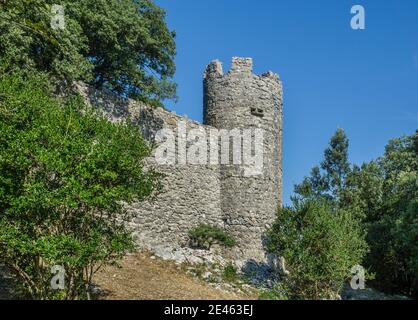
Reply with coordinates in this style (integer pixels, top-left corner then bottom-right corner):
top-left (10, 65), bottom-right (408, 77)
top-left (268, 128), bottom-right (368, 299)
top-left (267, 201), bottom-right (367, 300)
top-left (0, 72), bottom-right (160, 299)
top-left (360, 132), bottom-right (418, 296)
top-left (0, 0), bottom-right (176, 106)
top-left (294, 128), bottom-right (351, 204)
top-left (321, 128), bottom-right (351, 195)
top-left (393, 200), bottom-right (418, 294)
top-left (343, 162), bottom-right (384, 221)
top-left (270, 125), bottom-right (417, 298)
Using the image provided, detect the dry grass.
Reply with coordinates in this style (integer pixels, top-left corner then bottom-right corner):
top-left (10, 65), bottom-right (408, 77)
top-left (94, 252), bottom-right (258, 300)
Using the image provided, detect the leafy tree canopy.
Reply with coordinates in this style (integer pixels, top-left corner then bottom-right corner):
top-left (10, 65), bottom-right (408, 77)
top-left (294, 128), bottom-right (352, 205)
top-left (281, 128), bottom-right (418, 298)
top-left (0, 0), bottom-right (176, 106)
top-left (267, 200), bottom-right (368, 300)
top-left (359, 132), bottom-right (418, 296)
top-left (0, 71), bottom-right (161, 299)
top-left (268, 128), bottom-right (368, 299)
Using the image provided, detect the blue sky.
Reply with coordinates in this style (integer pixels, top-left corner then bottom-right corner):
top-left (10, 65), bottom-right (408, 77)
top-left (157, 0), bottom-right (418, 205)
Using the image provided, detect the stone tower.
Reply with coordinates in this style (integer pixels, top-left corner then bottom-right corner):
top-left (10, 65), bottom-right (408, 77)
top-left (203, 57), bottom-right (283, 263)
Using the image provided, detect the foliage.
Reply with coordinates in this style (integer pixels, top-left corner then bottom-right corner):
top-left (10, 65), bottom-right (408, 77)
top-left (393, 201), bottom-right (418, 293)
top-left (0, 72), bottom-right (160, 299)
top-left (267, 201), bottom-right (367, 299)
top-left (222, 263), bottom-right (239, 283)
top-left (358, 132), bottom-right (418, 296)
top-left (268, 128), bottom-right (368, 299)
top-left (189, 224), bottom-right (236, 249)
top-left (294, 128), bottom-right (351, 204)
top-left (272, 128), bottom-right (418, 298)
top-left (0, 0), bottom-right (176, 106)
top-left (321, 128), bottom-right (351, 194)
top-left (258, 283), bottom-right (290, 300)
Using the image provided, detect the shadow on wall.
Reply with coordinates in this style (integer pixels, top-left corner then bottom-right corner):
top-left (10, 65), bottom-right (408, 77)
top-left (239, 233), bottom-right (280, 287)
top-left (241, 259), bottom-right (278, 287)
top-left (83, 85), bottom-right (131, 119)
top-left (80, 84), bottom-right (165, 145)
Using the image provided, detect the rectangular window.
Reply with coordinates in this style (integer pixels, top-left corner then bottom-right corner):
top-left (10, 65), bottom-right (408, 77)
top-left (250, 107), bottom-right (264, 117)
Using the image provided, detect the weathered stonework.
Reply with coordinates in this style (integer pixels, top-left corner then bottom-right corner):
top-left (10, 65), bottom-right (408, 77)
top-left (77, 57), bottom-right (283, 267)
top-left (204, 57), bottom-right (283, 263)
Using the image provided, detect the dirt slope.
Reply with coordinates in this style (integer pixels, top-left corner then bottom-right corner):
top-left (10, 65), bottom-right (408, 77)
top-left (94, 252), bottom-right (257, 300)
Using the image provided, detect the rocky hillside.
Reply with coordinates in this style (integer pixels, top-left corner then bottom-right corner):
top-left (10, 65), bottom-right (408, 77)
top-left (94, 251), bottom-right (258, 300)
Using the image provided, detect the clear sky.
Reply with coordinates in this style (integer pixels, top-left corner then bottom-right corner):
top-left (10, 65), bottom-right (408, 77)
top-left (157, 0), bottom-right (418, 205)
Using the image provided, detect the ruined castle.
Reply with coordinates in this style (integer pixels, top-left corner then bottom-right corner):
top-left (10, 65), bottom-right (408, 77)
top-left (79, 57), bottom-right (283, 266)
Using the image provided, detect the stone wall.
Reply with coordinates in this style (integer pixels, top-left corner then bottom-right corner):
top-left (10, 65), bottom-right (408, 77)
top-left (76, 57), bottom-right (283, 267)
top-left (77, 84), bottom-right (224, 253)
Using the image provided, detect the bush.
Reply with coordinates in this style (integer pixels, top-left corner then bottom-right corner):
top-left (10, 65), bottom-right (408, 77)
top-left (358, 133), bottom-right (418, 296)
top-left (267, 201), bottom-right (368, 300)
top-left (394, 200), bottom-right (418, 295)
top-left (366, 198), bottom-right (418, 296)
top-left (292, 129), bottom-right (418, 297)
top-left (258, 283), bottom-right (290, 300)
top-left (222, 263), bottom-right (239, 283)
top-left (189, 224), bottom-right (236, 249)
top-left (0, 72), bottom-right (160, 299)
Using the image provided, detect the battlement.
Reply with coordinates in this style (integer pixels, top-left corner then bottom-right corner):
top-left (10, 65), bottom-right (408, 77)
top-left (230, 57), bottom-right (253, 74)
top-left (203, 60), bottom-right (223, 79)
top-left (204, 57), bottom-right (280, 85)
top-left (204, 57), bottom-right (253, 78)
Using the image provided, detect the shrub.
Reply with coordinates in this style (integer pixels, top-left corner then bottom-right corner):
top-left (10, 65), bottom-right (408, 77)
top-left (0, 72), bottom-right (160, 299)
top-left (258, 283), bottom-right (290, 300)
top-left (358, 132), bottom-right (418, 296)
top-left (367, 198), bottom-right (418, 296)
top-left (394, 200), bottom-right (418, 295)
top-left (189, 224), bottom-right (236, 249)
top-left (267, 201), bottom-right (368, 300)
top-left (222, 263), bottom-right (239, 283)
